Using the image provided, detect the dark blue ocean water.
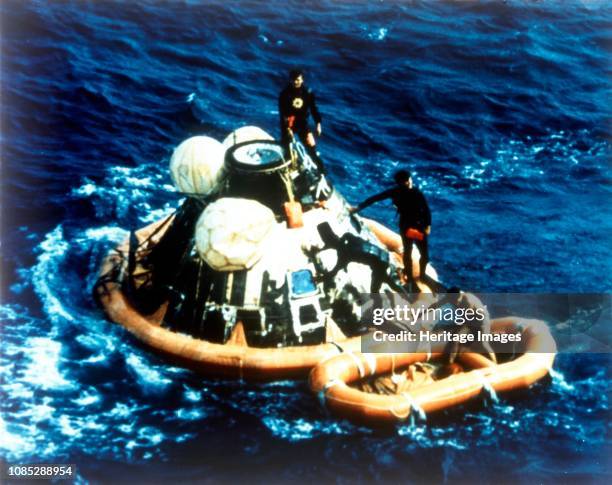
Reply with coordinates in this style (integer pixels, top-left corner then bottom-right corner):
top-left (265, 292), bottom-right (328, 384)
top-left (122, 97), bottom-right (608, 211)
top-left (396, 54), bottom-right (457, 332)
top-left (1, 0), bottom-right (611, 483)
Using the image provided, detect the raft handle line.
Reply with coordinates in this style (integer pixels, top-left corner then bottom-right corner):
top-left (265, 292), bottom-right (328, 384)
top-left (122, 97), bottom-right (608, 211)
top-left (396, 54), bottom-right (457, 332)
top-left (347, 351), bottom-right (366, 378)
top-left (474, 369), bottom-right (498, 403)
top-left (318, 378), bottom-right (343, 412)
top-left (401, 392), bottom-right (427, 423)
top-left (330, 341), bottom-right (345, 354)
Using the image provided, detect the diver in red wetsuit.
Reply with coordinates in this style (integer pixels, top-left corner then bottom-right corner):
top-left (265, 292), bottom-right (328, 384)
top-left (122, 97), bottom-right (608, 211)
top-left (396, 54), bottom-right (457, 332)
top-left (351, 170), bottom-right (431, 291)
top-left (278, 69), bottom-right (324, 171)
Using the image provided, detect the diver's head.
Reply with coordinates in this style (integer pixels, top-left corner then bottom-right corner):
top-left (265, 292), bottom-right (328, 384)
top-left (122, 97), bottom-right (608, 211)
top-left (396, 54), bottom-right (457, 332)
top-left (289, 68), bottom-right (304, 88)
top-left (445, 287), bottom-right (462, 304)
top-left (393, 169), bottom-right (412, 187)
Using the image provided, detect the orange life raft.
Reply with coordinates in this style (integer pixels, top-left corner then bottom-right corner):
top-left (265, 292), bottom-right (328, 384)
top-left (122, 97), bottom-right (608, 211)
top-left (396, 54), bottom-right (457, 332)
top-left (94, 216), bottom-right (414, 381)
top-left (309, 317), bottom-right (556, 426)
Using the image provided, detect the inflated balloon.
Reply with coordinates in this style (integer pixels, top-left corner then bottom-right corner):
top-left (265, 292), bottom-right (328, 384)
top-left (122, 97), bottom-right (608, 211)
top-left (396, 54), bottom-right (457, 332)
top-left (170, 136), bottom-right (225, 195)
top-left (222, 126), bottom-right (274, 150)
top-left (195, 197), bottom-right (276, 271)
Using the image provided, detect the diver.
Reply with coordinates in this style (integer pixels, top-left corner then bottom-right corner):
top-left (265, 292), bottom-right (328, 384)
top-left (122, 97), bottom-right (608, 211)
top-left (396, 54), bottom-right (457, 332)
top-left (350, 170), bottom-right (431, 292)
top-left (432, 287), bottom-right (497, 364)
top-left (278, 68), bottom-right (325, 172)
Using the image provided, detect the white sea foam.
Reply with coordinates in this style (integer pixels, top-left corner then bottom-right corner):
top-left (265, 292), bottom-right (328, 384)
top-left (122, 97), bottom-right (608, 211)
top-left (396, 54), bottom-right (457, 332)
top-left (125, 353), bottom-right (172, 392)
top-left (71, 164), bottom-right (176, 221)
top-left (262, 416), bottom-right (349, 441)
top-left (183, 387), bottom-right (203, 402)
top-left (371, 27), bottom-right (388, 41)
top-left (461, 130), bottom-right (605, 188)
top-left (72, 391), bottom-right (101, 406)
top-left (0, 417), bottom-right (37, 457)
top-left (72, 181), bottom-right (97, 196)
top-left (22, 338), bottom-right (75, 391)
top-left (58, 415), bottom-right (82, 438)
top-left (550, 368), bottom-right (575, 392)
top-left (31, 226), bottom-right (74, 323)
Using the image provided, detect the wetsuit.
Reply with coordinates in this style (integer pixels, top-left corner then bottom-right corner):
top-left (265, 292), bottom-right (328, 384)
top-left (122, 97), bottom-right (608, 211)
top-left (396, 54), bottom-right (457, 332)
top-left (278, 84), bottom-right (323, 170)
top-left (430, 292), bottom-right (496, 364)
top-left (354, 185), bottom-right (431, 283)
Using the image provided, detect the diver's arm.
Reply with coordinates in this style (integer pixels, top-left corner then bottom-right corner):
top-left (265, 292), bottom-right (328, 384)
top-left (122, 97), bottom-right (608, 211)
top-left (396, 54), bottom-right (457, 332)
top-left (309, 89), bottom-right (322, 125)
top-left (352, 188), bottom-right (395, 213)
top-left (424, 198), bottom-right (431, 228)
top-left (460, 293), bottom-right (497, 363)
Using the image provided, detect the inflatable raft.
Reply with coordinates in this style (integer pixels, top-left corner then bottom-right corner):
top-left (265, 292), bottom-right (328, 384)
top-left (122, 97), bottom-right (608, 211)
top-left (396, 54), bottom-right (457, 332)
top-left (94, 126), bottom-right (439, 380)
top-left (309, 317), bottom-right (556, 426)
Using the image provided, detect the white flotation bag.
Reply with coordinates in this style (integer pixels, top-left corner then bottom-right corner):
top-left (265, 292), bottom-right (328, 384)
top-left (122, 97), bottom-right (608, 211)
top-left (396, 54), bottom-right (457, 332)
top-left (195, 197), bottom-right (276, 271)
top-left (170, 136), bottom-right (225, 195)
top-left (222, 126), bottom-right (274, 150)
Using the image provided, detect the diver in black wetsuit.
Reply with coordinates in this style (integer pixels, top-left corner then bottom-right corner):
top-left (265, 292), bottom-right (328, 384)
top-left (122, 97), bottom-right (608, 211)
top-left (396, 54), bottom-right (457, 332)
top-left (278, 69), bottom-right (324, 171)
top-left (430, 287), bottom-right (497, 364)
top-left (351, 170), bottom-right (431, 291)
